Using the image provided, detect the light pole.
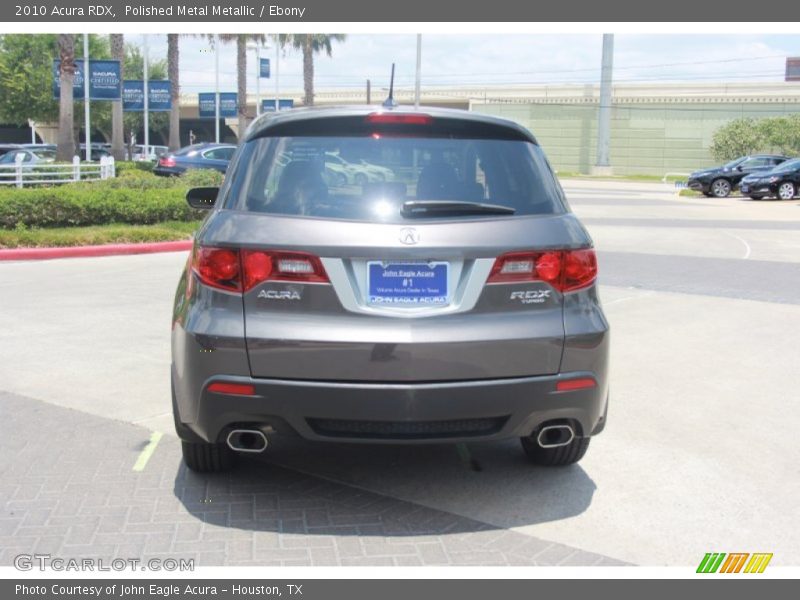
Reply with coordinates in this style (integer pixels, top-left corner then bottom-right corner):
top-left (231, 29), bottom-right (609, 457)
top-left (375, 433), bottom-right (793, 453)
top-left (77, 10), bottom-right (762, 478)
top-left (247, 40), bottom-right (268, 117)
top-left (143, 34), bottom-right (150, 158)
top-left (415, 34), bottom-right (422, 108)
top-left (593, 34), bottom-right (614, 175)
top-left (83, 34), bottom-right (90, 162)
top-left (214, 33), bottom-right (220, 144)
top-left (275, 40), bottom-right (280, 111)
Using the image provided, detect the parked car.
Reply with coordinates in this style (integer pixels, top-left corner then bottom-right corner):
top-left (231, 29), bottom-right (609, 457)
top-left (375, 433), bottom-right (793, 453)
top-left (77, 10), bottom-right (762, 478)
top-left (153, 143), bottom-right (236, 176)
top-left (171, 106), bottom-right (609, 472)
top-left (0, 147), bottom-right (56, 165)
top-left (78, 145), bottom-right (112, 161)
top-left (129, 144), bottom-right (169, 162)
top-left (0, 144), bottom-right (21, 158)
top-left (687, 154), bottom-right (789, 198)
top-left (323, 152), bottom-right (395, 186)
top-left (740, 158), bottom-right (800, 200)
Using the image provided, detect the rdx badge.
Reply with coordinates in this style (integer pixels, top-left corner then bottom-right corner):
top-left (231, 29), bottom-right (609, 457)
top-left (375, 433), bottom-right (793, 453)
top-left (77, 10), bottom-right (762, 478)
top-left (257, 289), bottom-right (302, 300)
top-left (510, 290), bottom-right (551, 304)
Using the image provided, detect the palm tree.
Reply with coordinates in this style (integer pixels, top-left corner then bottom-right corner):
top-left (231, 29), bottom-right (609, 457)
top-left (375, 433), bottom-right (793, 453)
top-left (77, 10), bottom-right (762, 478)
top-left (56, 34), bottom-right (76, 161)
top-left (278, 34), bottom-right (346, 106)
top-left (109, 34), bottom-right (125, 161)
top-left (217, 34), bottom-right (265, 134)
top-left (167, 33), bottom-right (180, 151)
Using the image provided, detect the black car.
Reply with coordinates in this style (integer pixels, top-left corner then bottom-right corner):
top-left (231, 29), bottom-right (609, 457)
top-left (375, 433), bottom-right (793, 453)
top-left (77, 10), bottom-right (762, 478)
top-left (687, 154), bottom-right (789, 198)
top-left (153, 143), bottom-right (236, 176)
top-left (740, 158), bottom-right (800, 200)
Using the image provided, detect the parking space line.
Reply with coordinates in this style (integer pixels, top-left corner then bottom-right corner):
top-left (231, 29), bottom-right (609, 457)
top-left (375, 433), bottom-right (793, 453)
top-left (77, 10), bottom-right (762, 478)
top-left (724, 231), bottom-right (752, 259)
top-left (132, 431), bottom-right (163, 472)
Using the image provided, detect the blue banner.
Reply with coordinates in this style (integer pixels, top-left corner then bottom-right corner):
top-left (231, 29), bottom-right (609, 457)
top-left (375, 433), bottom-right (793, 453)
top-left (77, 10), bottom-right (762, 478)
top-left (261, 99), bottom-right (294, 112)
top-left (52, 59), bottom-right (121, 100)
top-left (123, 80), bottom-right (172, 111)
top-left (259, 58), bottom-right (270, 78)
top-left (198, 92), bottom-right (238, 118)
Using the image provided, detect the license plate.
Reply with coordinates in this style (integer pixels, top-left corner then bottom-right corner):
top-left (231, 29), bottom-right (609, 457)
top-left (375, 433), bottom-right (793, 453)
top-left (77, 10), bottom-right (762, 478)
top-left (367, 261), bottom-right (449, 306)
top-left (741, 185), bottom-right (749, 192)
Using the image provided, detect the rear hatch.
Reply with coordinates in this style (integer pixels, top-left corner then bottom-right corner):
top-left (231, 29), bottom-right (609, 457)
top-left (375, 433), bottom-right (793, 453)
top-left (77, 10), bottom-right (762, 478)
top-left (201, 111), bottom-right (595, 382)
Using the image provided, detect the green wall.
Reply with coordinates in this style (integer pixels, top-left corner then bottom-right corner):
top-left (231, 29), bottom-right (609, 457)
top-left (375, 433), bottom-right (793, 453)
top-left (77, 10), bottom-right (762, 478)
top-left (472, 101), bottom-right (800, 175)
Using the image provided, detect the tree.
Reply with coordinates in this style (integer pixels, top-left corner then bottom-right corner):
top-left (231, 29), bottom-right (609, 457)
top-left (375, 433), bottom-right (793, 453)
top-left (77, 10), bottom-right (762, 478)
top-left (216, 34), bottom-right (265, 134)
top-left (710, 115), bottom-right (800, 161)
top-left (278, 34), bottom-right (346, 106)
top-left (110, 34), bottom-right (125, 161)
top-left (709, 118), bottom-right (765, 162)
top-left (0, 34), bottom-right (59, 127)
top-left (167, 34), bottom-right (180, 151)
top-left (758, 114), bottom-right (800, 156)
top-left (56, 34), bottom-right (76, 161)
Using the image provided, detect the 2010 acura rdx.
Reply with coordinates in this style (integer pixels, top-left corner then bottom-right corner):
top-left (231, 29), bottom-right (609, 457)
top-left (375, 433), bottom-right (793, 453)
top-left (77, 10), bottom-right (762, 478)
top-left (171, 106), bottom-right (610, 472)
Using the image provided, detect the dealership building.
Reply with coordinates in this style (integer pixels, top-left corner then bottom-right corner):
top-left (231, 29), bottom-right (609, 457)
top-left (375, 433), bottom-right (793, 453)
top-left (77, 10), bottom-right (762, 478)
top-left (13, 80), bottom-right (800, 176)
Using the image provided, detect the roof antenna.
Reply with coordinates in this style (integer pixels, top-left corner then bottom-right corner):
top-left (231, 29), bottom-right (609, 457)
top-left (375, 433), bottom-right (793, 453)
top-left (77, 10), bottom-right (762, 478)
top-left (383, 63), bottom-right (398, 108)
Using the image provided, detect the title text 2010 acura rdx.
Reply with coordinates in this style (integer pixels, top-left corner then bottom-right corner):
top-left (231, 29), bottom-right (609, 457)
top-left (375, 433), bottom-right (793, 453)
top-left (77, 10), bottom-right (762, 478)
top-left (171, 106), bottom-right (610, 472)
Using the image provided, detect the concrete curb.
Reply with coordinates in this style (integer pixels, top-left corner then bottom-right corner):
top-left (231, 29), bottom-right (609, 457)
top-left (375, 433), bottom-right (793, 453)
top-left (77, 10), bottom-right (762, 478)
top-left (0, 240), bottom-right (192, 261)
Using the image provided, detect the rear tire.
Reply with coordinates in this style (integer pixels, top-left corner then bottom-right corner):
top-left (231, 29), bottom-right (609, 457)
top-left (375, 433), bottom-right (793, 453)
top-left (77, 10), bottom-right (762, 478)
top-left (778, 181), bottom-right (796, 200)
top-left (181, 440), bottom-right (236, 473)
top-left (521, 435), bottom-right (590, 466)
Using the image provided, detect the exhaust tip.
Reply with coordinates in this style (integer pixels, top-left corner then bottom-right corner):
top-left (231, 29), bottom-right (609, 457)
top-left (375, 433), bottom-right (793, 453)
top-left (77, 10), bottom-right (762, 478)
top-left (226, 429), bottom-right (268, 453)
top-left (536, 424), bottom-right (575, 448)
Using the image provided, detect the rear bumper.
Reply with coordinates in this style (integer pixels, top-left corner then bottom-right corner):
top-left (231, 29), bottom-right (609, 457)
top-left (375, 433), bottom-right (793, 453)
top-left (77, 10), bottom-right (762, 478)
top-left (175, 370), bottom-right (609, 445)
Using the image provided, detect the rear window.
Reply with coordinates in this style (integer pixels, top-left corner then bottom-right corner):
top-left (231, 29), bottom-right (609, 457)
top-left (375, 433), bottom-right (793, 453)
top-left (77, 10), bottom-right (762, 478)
top-left (224, 135), bottom-right (566, 221)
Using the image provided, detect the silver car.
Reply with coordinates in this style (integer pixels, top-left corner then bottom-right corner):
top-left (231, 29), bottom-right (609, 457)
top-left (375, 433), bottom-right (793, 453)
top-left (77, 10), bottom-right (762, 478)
top-left (172, 106), bottom-right (609, 472)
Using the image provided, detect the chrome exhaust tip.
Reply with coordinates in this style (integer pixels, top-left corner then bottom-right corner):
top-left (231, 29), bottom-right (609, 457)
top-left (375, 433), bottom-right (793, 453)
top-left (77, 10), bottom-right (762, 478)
top-left (536, 424), bottom-right (575, 449)
top-left (226, 429), bottom-right (268, 453)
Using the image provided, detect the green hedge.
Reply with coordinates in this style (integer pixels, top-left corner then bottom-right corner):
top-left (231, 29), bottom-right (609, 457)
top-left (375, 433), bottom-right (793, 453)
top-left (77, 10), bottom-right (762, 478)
top-left (114, 160), bottom-right (155, 175)
top-left (0, 185), bottom-right (204, 228)
top-left (0, 168), bottom-right (224, 229)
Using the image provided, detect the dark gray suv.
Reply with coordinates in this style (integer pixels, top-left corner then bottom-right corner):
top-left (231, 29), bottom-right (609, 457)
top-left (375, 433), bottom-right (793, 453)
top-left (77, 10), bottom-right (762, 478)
top-left (171, 106), bottom-right (609, 472)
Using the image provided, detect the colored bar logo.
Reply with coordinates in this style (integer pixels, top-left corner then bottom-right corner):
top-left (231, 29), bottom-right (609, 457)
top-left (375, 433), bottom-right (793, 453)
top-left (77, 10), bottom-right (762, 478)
top-left (697, 553), bottom-right (773, 573)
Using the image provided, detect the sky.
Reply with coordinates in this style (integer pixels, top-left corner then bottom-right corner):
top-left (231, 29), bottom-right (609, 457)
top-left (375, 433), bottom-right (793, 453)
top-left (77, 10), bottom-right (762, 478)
top-left (126, 34), bottom-right (800, 96)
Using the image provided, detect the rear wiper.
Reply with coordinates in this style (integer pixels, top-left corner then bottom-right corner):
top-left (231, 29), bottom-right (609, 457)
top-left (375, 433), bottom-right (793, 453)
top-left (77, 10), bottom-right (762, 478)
top-left (401, 200), bottom-right (516, 217)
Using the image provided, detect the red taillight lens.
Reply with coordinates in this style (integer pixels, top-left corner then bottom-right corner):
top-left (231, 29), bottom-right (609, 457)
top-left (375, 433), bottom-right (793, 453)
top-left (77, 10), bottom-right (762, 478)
top-left (240, 250), bottom-right (328, 290)
top-left (556, 378), bottom-right (597, 392)
top-left (193, 246), bottom-right (242, 292)
top-left (207, 382), bottom-right (256, 396)
top-left (365, 112), bottom-right (433, 125)
top-left (562, 249), bottom-right (598, 292)
top-left (193, 246), bottom-right (329, 293)
top-left (488, 249), bottom-right (597, 292)
top-left (159, 156), bottom-right (176, 167)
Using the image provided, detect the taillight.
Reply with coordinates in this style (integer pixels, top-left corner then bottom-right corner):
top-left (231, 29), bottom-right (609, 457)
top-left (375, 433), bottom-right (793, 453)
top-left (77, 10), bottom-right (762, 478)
top-left (240, 250), bottom-right (329, 290)
top-left (193, 246), bottom-right (241, 292)
top-left (192, 246), bottom-right (329, 293)
top-left (488, 249), bottom-right (597, 292)
top-left (159, 156), bottom-right (176, 167)
top-left (365, 112), bottom-right (433, 125)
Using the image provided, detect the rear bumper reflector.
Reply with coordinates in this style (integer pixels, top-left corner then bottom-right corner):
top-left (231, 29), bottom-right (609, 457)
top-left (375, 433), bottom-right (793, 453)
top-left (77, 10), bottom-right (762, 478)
top-left (207, 382), bottom-right (256, 396)
top-left (556, 378), bottom-right (597, 392)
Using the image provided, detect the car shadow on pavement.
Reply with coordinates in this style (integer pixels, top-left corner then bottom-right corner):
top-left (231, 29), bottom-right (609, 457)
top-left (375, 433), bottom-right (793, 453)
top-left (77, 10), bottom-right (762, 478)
top-left (172, 435), bottom-right (597, 539)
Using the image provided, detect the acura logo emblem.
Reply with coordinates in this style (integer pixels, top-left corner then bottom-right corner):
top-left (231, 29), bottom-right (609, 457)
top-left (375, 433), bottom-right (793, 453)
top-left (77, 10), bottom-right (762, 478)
top-left (399, 227), bottom-right (419, 245)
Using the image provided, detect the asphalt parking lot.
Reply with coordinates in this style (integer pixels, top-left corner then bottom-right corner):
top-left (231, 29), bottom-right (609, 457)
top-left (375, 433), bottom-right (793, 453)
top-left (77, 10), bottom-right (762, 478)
top-left (1, 180), bottom-right (799, 567)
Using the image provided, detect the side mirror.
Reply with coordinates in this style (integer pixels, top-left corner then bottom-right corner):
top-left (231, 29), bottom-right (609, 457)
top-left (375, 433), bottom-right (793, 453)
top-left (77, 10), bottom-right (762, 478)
top-left (186, 187), bottom-right (219, 210)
